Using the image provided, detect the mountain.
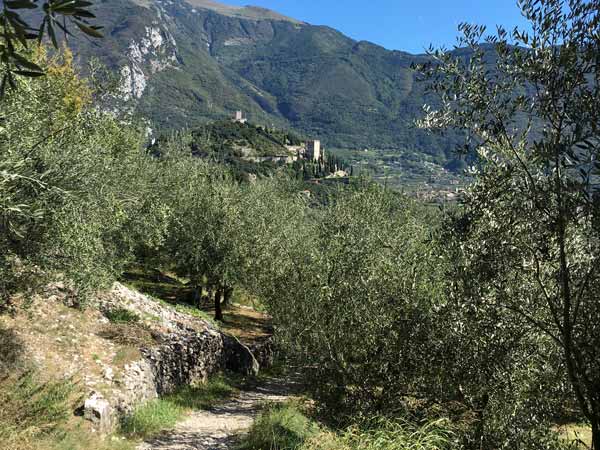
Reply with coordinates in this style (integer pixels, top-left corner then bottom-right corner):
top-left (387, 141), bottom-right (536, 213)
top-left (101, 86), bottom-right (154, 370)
top-left (68, 0), bottom-right (466, 169)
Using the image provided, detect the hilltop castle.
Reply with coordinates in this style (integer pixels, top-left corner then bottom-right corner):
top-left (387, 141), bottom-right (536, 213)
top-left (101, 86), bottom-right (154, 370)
top-left (305, 140), bottom-right (322, 161)
top-left (232, 110), bottom-right (324, 163)
top-left (232, 110), bottom-right (247, 124)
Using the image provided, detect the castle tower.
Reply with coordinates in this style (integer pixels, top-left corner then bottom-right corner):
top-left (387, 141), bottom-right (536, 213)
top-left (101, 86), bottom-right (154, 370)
top-left (306, 140), bottom-right (321, 161)
top-left (233, 110), bottom-right (247, 124)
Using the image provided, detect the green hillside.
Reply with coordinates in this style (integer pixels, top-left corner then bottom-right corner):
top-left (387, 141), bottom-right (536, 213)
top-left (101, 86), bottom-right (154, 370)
top-left (66, 0), bottom-right (467, 172)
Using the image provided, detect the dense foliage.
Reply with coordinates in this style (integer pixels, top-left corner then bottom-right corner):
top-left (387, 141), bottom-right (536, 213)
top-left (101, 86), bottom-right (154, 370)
top-left (417, 0), bottom-right (600, 447)
top-left (1, 1), bottom-right (598, 448)
top-left (0, 49), bottom-right (166, 302)
top-left (0, 0), bottom-right (102, 94)
top-left (248, 185), bottom-right (447, 414)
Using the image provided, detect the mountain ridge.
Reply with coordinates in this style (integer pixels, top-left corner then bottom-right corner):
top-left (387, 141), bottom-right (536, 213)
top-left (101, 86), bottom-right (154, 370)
top-left (170, 0), bottom-right (302, 23)
top-left (68, 0), bottom-right (466, 170)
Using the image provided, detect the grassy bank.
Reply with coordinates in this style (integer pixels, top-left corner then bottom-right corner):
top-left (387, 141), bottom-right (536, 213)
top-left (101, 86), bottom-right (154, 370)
top-left (236, 402), bottom-right (454, 450)
top-left (0, 371), bottom-right (134, 450)
top-left (120, 375), bottom-right (239, 439)
top-left (0, 368), bottom-right (240, 449)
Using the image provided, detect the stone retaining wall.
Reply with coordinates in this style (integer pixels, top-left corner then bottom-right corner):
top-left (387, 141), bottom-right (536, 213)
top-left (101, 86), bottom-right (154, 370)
top-left (84, 283), bottom-right (259, 433)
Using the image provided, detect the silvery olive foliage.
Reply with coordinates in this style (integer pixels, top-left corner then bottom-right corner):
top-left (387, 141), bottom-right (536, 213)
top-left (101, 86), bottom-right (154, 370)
top-left (417, 0), bottom-right (600, 447)
top-left (0, 53), bottom-right (169, 304)
top-left (250, 184), bottom-right (447, 415)
top-left (157, 145), bottom-right (244, 318)
top-left (0, 0), bottom-right (102, 95)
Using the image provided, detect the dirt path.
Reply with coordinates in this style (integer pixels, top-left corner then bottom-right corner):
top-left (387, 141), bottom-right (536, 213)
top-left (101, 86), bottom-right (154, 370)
top-left (137, 376), bottom-right (299, 450)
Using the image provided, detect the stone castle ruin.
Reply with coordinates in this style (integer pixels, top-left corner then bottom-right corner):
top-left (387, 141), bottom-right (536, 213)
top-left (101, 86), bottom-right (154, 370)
top-left (233, 110), bottom-right (247, 124)
top-left (305, 140), bottom-right (322, 161)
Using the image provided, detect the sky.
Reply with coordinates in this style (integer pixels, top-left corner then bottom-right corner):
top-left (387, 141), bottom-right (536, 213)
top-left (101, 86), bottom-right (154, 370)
top-left (223, 0), bottom-right (530, 54)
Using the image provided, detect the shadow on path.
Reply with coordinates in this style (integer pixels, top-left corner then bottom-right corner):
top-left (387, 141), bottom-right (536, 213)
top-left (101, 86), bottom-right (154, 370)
top-left (138, 375), bottom-right (302, 450)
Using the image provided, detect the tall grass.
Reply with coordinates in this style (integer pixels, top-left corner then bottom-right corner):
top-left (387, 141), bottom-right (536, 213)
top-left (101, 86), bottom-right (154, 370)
top-left (0, 371), bottom-right (133, 450)
top-left (328, 417), bottom-right (454, 450)
top-left (119, 399), bottom-right (184, 438)
top-left (120, 375), bottom-right (239, 439)
top-left (237, 403), bottom-right (454, 450)
top-left (0, 371), bottom-right (74, 446)
top-left (167, 375), bottom-right (238, 410)
top-left (237, 402), bottom-right (320, 450)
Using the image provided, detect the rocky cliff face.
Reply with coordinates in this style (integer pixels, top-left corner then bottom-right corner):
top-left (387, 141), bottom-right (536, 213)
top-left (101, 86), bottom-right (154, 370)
top-left (119, 24), bottom-right (178, 100)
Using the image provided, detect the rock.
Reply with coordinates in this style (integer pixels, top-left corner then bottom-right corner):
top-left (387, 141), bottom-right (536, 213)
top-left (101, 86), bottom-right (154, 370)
top-left (250, 337), bottom-right (275, 369)
top-left (103, 367), bottom-right (114, 381)
top-left (84, 393), bottom-right (113, 433)
top-left (223, 335), bottom-right (259, 376)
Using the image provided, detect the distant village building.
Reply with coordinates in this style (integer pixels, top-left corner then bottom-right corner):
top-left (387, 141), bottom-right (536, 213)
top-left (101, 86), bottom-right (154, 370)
top-left (306, 140), bottom-right (322, 161)
top-left (285, 145), bottom-right (304, 161)
top-left (233, 110), bottom-right (247, 124)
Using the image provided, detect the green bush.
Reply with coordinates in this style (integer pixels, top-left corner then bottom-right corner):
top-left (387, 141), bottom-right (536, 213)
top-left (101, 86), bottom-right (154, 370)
top-left (237, 402), bottom-right (320, 450)
top-left (104, 308), bottom-right (140, 324)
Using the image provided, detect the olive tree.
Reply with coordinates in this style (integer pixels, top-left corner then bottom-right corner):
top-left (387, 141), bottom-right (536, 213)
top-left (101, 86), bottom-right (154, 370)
top-left (417, 0), bottom-right (600, 446)
top-left (252, 184), bottom-right (446, 414)
top-left (0, 50), bottom-right (166, 303)
top-left (158, 147), bottom-right (245, 321)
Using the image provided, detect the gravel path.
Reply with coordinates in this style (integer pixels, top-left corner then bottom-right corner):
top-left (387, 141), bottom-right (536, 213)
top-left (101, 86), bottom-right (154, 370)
top-left (137, 376), bottom-right (298, 450)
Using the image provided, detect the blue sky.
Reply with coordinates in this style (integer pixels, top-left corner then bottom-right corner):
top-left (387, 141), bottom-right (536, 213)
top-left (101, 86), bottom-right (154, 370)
top-left (224, 0), bottom-right (530, 54)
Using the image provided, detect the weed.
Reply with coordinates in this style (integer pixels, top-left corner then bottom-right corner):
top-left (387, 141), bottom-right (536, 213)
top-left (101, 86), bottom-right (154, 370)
top-left (104, 308), bottom-right (140, 324)
top-left (119, 399), bottom-right (184, 439)
top-left (237, 404), bottom-right (455, 450)
top-left (167, 375), bottom-right (238, 410)
top-left (0, 371), bottom-right (75, 449)
top-left (330, 417), bottom-right (454, 450)
top-left (120, 374), bottom-right (238, 440)
top-left (236, 401), bottom-right (320, 450)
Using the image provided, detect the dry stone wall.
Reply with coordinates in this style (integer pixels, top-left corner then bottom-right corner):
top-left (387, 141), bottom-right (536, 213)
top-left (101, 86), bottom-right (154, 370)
top-left (84, 283), bottom-right (258, 433)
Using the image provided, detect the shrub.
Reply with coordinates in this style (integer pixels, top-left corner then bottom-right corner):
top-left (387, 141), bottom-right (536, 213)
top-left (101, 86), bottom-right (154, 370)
top-left (104, 308), bottom-right (140, 324)
top-left (237, 402), bottom-right (320, 450)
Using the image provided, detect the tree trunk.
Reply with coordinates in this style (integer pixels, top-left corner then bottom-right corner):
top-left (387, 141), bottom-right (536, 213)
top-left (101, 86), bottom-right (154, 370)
top-left (222, 286), bottom-right (233, 308)
top-left (214, 286), bottom-right (224, 321)
top-left (474, 393), bottom-right (489, 450)
top-left (592, 419), bottom-right (599, 450)
top-left (193, 285), bottom-right (201, 309)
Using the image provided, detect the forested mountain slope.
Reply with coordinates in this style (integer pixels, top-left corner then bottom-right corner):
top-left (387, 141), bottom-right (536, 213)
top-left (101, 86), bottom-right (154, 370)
top-left (66, 0), bottom-right (466, 169)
